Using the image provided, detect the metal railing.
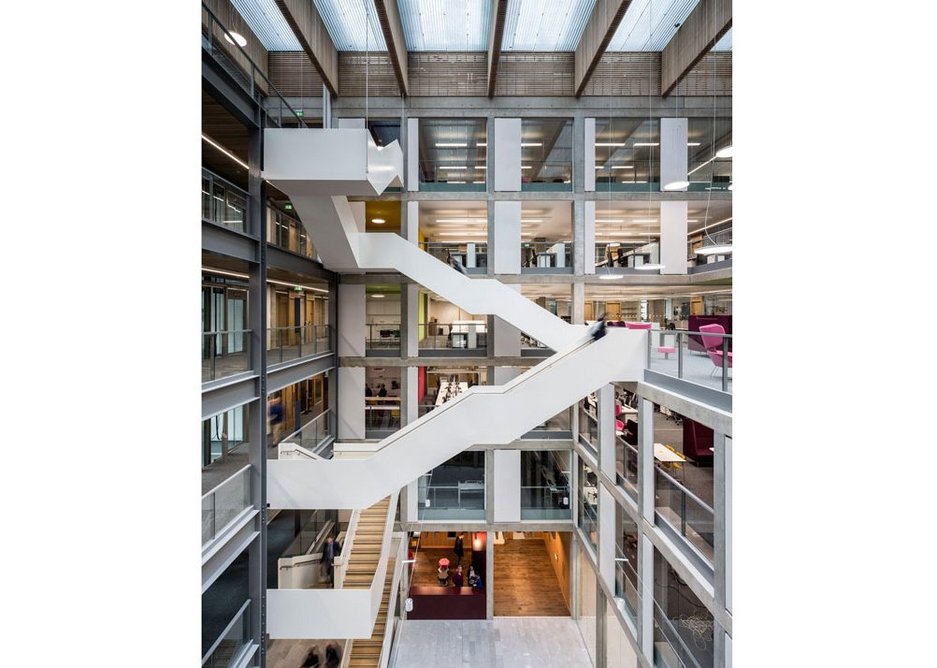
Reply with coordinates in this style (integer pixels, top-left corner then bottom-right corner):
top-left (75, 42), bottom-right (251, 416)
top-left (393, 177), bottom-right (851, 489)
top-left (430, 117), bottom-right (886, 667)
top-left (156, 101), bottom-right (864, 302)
top-left (267, 324), bottom-right (332, 364)
top-left (201, 3), bottom-right (308, 128)
top-left (646, 328), bottom-right (732, 393)
top-left (654, 466), bottom-right (715, 565)
top-left (366, 323), bottom-right (401, 350)
top-left (366, 397), bottom-right (401, 431)
top-left (521, 241), bottom-right (571, 269)
top-left (202, 329), bottom-right (252, 382)
top-left (520, 484), bottom-right (571, 519)
top-left (202, 169), bottom-right (249, 234)
top-left (594, 241), bottom-right (658, 268)
top-left (418, 160), bottom-right (487, 191)
top-left (615, 435), bottom-right (639, 501)
top-left (420, 242), bottom-right (488, 269)
top-left (418, 321), bottom-right (487, 351)
top-left (202, 599), bottom-right (252, 667)
top-left (202, 466), bottom-right (251, 546)
top-left (614, 544), bottom-right (640, 625)
top-left (278, 409), bottom-right (334, 458)
top-left (521, 161), bottom-right (573, 191)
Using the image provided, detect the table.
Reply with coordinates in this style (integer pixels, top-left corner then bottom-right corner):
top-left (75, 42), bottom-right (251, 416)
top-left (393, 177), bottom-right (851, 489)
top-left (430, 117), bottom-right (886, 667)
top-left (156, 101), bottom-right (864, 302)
top-left (654, 443), bottom-right (686, 463)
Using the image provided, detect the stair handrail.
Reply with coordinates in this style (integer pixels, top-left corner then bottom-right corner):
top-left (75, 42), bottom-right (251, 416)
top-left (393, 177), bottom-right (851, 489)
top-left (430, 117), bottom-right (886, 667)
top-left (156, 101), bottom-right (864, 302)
top-left (369, 492), bottom-right (399, 626)
top-left (378, 533), bottom-right (406, 668)
top-left (333, 509), bottom-right (361, 588)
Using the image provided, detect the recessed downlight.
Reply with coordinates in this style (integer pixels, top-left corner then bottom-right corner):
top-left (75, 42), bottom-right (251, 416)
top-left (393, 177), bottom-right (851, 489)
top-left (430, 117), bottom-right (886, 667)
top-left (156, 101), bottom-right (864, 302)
top-left (371, 218), bottom-right (386, 224)
top-left (224, 32), bottom-right (247, 47)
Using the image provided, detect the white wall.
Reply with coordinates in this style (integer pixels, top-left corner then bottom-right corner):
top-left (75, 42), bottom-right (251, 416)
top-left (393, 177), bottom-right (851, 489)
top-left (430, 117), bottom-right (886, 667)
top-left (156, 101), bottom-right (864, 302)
top-left (492, 201), bottom-right (521, 274)
top-left (660, 201), bottom-right (688, 275)
top-left (494, 118), bottom-right (521, 191)
top-left (366, 295), bottom-right (401, 324)
top-left (267, 588), bottom-right (373, 639)
top-left (660, 117), bottom-right (688, 191)
top-left (338, 367), bottom-right (365, 439)
top-left (338, 284), bottom-right (365, 356)
top-left (407, 118), bottom-right (419, 192)
top-left (493, 450), bottom-right (521, 522)
top-left (584, 118), bottom-right (596, 192)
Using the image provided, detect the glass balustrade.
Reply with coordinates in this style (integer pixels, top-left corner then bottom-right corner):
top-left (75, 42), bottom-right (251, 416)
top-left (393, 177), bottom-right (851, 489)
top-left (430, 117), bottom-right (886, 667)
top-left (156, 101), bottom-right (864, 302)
top-left (202, 600), bottom-right (252, 668)
top-left (418, 321), bottom-right (488, 352)
top-left (202, 329), bottom-right (251, 382)
top-left (654, 467), bottom-right (715, 565)
top-left (420, 242), bottom-right (488, 270)
top-left (366, 397), bottom-right (401, 432)
top-left (266, 324), bottom-right (332, 364)
top-left (521, 241), bottom-right (572, 271)
top-left (646, 329), bottom-right (732, 393)
top-left (267, 207), bottom-right (317, 260)
top-left (366, 323), bottom-right (401, 352)
top-left (614, 544), bottom-right (640, 625)
top-left (202, 466), bottom-right (251, 546)
top-left (520, 485), bottom-right (571, 519)
top-left (278, 409), bottom-right (334, 458)
top-left (202, 170), bottom-right (249, 234)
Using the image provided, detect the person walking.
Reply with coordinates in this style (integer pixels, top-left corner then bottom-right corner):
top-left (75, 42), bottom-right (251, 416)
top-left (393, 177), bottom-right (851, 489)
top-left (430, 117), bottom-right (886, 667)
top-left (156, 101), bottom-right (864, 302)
top-left (453, 532), bottom-right (464, 567)
top-left (378, 383), bottom-right (388, 397)
top-left (268, 394), bottom-right (284, 443)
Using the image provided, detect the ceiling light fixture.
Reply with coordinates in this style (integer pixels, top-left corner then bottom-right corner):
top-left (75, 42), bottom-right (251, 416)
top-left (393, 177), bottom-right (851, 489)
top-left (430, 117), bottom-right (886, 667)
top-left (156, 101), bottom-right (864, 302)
top-left (599, 273), bottom-right (622, 280)
top-left (521, 142), bottom-right (542, 147)
top-left (477, 142), bottom-right (487, 147)
top-left (202, 134), bottom-right (248, 170)
top-left (521, 166), bottom-right (532, 170)
top-left (371, 218), bottom-right (386, 224)
top-left (371, 294), bottom-right (385, 298)
top-left (436, 142), bottom-right (467, 148)
top-left (595, 142), bottom-right (625, 147)
top-left (662, 180), bottom-right (690, 191)
top-left (612, 165), bottom-right (635, 170)
top-left (634, 142), bottom-right (660, 147)
top-left (475, 165), bottom-right (486, 170)
top-left (439, 166), bottom-right (467, 171)
top-left (687, 142), bottom-right (701, 147)
top-left (224, 31), bottom-right (248, 47)
top-left (696, 244), bottom-right (733, 256)
top-left (715, 145), bottom-right (733, 159)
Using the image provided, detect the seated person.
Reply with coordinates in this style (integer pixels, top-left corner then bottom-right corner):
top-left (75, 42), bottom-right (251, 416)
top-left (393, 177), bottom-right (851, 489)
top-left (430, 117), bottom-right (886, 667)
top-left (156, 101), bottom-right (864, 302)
top-left (467, 565), bottom-right (478, 587)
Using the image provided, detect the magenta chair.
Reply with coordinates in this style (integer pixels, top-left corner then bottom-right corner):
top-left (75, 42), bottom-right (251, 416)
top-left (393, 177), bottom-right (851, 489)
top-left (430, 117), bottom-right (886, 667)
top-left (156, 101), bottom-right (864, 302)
top-left (698, 323), bottom-right (732, 377)
top-left (624, 322), bottom-right (652, 330)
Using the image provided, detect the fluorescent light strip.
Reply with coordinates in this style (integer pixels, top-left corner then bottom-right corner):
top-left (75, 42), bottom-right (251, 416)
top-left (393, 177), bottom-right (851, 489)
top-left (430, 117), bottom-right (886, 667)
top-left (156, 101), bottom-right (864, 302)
top-left (595, 142), bottom-right (625, 147)
top-left (436, 142), bottom-right (467, 148)
top-left (203, 267), bottom-right (328, 293)
top-left (475, 165), bottom-right (486, 170)
top-left (521, 142), bottom-right (542, 147)
top-left (477, 142), bottom-right (487, 147)
top-left (439, 166), bottom-right (467, 171)
top-left (611, 165), bottom-right (634, 170)
top-left (202, 134), bottom-right (248, 170)
top-left (687, 142), bottom-right (701, 147)
top-left (634, 142), bottom-right (659, 147)
top-left (521, 166), bottom-right (533, 170)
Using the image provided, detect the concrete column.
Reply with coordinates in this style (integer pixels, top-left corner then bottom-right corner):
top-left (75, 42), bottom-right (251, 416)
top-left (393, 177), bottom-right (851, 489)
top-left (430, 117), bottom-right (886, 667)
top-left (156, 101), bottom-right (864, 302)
top-left (638, 532), bottom-right (654, 663)
top-left (486, 530), bottom-right (495, 619)
top-left (493, 118), bottom-right (521, 191)
top-left (715, 433), bottom-right (732, 615)
top-left (584, 118), bottom-right (596, 192)
top-left (492, 200), bottom-right (521, 274)
top-left (660, 201), bottom-right (688, 275)
top-left (573, 199), bottom-right (585, 275)
top-left (322, 84), bottom-right (332, 128)
top-left (485, 449), bottom-right (495, 523)
top-left (493, 450), bottom-right (521, 522)
top-left (402, 480), bottom-right (418, 523)
top-left (660, 118), bottom-right (688, 192)
top-left (407, 118), bottom-right (419, 192)
top-left (338, 284), bottom-right (366, 439)
top-left (570, 522), bottom-right (581, 619)
top-left (596, 585), bottom-right (608, 667)
top-left (572, 282), bottom-right (585, 324)
top-left (597, 384), bottom-right (615, 479)
top-left (402, 200), bottom-right (419, 243)
top-left (638, 398), bottom-right (654, 524)
top-left (584, 200), bottom-right (596, 275)
top-left (598, 485), bottom-right (616, 595)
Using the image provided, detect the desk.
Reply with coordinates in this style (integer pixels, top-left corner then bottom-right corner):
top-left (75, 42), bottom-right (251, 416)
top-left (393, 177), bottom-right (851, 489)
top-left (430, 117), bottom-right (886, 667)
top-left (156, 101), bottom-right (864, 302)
top-left (654, 443), bottom-right (686, 463)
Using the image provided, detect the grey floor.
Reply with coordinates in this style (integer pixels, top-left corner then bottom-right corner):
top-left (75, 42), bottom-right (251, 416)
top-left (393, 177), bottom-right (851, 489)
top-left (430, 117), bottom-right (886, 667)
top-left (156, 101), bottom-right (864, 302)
top-left (393, 618), bottom-right (593, 668)
top-left (647, 345), bottom-right (732, 393)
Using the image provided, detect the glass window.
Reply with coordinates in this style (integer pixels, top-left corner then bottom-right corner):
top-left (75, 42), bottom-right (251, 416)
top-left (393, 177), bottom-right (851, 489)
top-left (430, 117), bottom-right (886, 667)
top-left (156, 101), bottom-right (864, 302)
top-left (520, 451), bottom-right (571, 519)
top-left (653, 548), bottom-right (714, 668)
top-left (520, 119), bottom-right (573, 191)
top-left (419, 119), bottom-right (487, 192)
top-left (578, 460), bottom-right (598, 550)
top-left (418, 451), bottom-right (485, 520)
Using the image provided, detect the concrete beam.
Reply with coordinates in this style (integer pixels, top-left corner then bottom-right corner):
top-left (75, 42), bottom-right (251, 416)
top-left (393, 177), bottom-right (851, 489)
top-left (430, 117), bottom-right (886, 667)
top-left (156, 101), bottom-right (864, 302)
top-left (660, 0), bottom-right (731, 97)
top-left (487, 0), bottom-right (509, 97)
top-left (573, 0), bottom-right (632, 97)
top-left (374, 0), bottom-right (409, 96)
top-left (275, 0), bottom-right (340, 95)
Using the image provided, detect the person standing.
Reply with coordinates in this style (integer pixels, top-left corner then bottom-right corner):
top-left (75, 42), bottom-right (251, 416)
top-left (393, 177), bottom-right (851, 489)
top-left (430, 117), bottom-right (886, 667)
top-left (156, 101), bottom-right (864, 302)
top-left (365, 384), bottom-right (373, 397)
top-left (378, 383), bottom-right (388, 397)
top-left (322, 535), bottom-right (337, 585)
top-left (268, 395), bottom-right (284, 443)
top-left (453, 532), bottom-right (464, 567)
top-left (451, 565), bottom-right (464, 588)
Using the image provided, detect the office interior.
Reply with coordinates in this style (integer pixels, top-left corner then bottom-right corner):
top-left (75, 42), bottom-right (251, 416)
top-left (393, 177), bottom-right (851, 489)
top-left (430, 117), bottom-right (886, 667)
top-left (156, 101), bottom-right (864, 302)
top-left (200, 1), bottom-right (733, 666)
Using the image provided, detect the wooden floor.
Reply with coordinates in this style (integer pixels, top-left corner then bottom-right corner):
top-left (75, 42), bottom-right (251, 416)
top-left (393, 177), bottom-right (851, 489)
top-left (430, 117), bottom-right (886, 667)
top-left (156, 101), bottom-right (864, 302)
top-left (494, 535), bottom-right (569, 617)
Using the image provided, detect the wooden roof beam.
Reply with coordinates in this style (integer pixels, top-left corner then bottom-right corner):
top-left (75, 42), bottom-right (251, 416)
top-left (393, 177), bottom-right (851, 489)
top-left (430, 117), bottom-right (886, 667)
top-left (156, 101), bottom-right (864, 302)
top-left (660, 0), bottom-right (731, 97)
top-left (275, 0), bottom-right (339, 96)
top-left (487, 0), bottom-right (509, 98)
top-left (373, 0), bottom-right (409, 97)
top-left (574, 0), bottom-right (631, 97)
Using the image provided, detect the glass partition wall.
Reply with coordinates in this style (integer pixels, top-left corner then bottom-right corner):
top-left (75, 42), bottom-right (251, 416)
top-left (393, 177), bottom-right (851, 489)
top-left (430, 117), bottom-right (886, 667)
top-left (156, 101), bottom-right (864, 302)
top-left (419, 119), bottom-right (487, 192)
top-left (594, 118), bottom-right (660, 192)
top-left (418, 451), bottom-right (486, 520)
top-left (521, 118), bottom-right (573, 191)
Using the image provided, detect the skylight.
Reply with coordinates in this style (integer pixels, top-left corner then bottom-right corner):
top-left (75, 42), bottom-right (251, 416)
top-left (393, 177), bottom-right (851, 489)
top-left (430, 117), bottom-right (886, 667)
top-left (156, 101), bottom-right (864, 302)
top-left (711, 27), bottom-right (732, 52)
top-left (312, 0), bottom-right (387, 51)
top-left (228, 0), bottom-right (302, 51)
top-left (501, 0), bottom-right (596, 51)
top-left (398, 0), bottom-right (490, 51)
top-left (606, 0), bottom-right (700, 52)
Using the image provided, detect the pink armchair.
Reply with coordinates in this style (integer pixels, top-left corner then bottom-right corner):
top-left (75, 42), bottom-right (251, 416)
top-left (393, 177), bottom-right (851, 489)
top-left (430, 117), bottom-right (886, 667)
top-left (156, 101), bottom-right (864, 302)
top-left (698, 323), bottom-right (732, 377)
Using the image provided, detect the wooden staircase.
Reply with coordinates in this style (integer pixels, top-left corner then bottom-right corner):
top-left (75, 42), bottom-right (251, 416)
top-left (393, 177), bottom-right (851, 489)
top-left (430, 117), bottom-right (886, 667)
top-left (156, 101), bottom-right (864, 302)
top-left (346, 558), bottom-right (395, 668)
top-left (342, 496), bottom-right (391, 589)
